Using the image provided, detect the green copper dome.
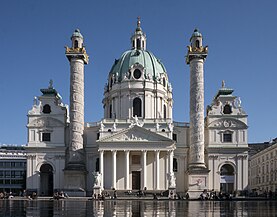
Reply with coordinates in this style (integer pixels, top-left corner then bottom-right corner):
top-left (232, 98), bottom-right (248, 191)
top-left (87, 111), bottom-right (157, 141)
top-left (109, 49), bottom-right (167, 82)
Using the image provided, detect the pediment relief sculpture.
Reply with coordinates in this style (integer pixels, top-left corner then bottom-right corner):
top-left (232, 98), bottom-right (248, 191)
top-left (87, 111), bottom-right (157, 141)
top-left (209, 119), bottom-right (247, 129)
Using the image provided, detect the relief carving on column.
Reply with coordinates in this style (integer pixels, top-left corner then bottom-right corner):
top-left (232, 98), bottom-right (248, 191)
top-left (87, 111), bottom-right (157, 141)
top-left (71, 62), bottom-right (84, 73)
top-left (189, 60), bottom-right (205, 166)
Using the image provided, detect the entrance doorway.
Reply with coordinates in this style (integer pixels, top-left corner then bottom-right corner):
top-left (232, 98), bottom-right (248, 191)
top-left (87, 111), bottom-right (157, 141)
top-left (132, 171), bottom-right (141, 190)
top-left (220, 164), bottom-right (234, 194)
top-left (40, 164), bottom-right (53, 196)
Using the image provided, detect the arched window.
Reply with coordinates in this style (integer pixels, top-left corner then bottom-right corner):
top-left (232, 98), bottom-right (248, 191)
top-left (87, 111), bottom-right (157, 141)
top-left (109, 104), bottom-right (112, 118)
top-left (163, 104), bottom-right (167, 119)
top-left (74, 40), bottom-right (79, 48)
top-left (173, 158), bottom-right (178, 172)
top-left (223, 104), bottom-right (232, 114)
top-left (42, 104), bottom-right (51, 114)
top-left (196, 40), bottom-right (200, 48)
top-left (96, 158), bottom-right (99, 172)
top-left (133, 97), bottom-right (142, 117)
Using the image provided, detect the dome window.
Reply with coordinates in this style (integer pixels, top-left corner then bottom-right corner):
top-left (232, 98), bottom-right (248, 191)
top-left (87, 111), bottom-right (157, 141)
top-left (133, 69), bottom-right (142, 79)
top-left (133, 97), bottom-right (142, 117)
top-left (42, 104), bottom-right (51, 114)
top-left (223, 104), bottom-right (232, 114)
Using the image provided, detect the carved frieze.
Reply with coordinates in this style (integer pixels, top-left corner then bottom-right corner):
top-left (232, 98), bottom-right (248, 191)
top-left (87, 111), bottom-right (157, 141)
top-left (28, 117), bottom-right (64, 128)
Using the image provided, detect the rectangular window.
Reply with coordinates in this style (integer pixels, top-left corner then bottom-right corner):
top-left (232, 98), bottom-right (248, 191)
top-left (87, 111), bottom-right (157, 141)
top-left (42, 133), bottom-right (51, 142)
top-left (223, 133), bottom-right (232, 143)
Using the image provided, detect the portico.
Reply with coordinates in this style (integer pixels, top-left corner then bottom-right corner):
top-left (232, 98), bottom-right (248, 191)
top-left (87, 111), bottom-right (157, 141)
top-left (98, 148), bottom-right (174, 191)
top-left (97, 125), bottom-right (175, 191)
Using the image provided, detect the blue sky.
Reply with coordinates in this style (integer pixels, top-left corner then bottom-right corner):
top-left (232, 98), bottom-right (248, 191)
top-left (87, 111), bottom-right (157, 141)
top-left (0, 0), bottom-right (276, 145)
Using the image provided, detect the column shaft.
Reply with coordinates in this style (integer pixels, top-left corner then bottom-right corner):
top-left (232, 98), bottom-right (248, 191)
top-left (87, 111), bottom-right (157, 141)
top-left (112, 150), bottom-right (117, 189)
top-left (155, 151), bottom-right (160, 190)
top-left (125, 151), bottom-right (130, 189)
top-left (189, 58), bottom-right (206, 168)
top-left (142, 150), bottom-right (147, 189)
top-left (99, 150), bottom-right (104, 189)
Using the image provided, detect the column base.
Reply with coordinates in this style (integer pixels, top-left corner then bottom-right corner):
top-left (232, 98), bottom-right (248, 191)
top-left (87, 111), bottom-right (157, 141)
top-left (63, 169), bottom-right (87, 196)
top-left (186, 167), bottom-right (210, 199)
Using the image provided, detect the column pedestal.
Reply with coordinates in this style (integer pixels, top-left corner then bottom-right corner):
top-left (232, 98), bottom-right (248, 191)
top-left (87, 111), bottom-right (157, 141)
top-left (63, 170), bottom-right (87, 196)
top-left (186, 168), bottom-right (209, 199)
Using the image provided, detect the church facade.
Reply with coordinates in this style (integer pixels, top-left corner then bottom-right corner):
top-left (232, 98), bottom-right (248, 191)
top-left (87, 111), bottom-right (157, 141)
top-left (26, 20), bottom-right (249, 198)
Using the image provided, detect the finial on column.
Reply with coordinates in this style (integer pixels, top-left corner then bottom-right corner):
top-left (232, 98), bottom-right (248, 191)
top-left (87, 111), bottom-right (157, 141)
top-left (222, 80), bottom-right (225, 88)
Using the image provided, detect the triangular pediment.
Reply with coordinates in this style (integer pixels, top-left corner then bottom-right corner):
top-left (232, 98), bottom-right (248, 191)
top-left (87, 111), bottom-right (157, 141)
top-left (98, 125), bottom-right (173, 143)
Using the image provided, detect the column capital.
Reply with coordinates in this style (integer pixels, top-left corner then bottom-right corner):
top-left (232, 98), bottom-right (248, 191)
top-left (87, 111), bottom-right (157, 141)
top-left (142, 150), bottom-right (147, 153)
top-left (111, 150), bottom-right (117, 154)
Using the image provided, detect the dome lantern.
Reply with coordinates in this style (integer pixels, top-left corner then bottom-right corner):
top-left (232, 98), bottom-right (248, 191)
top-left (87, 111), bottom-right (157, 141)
top-left (131, 17), bottom-right (146, 50)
